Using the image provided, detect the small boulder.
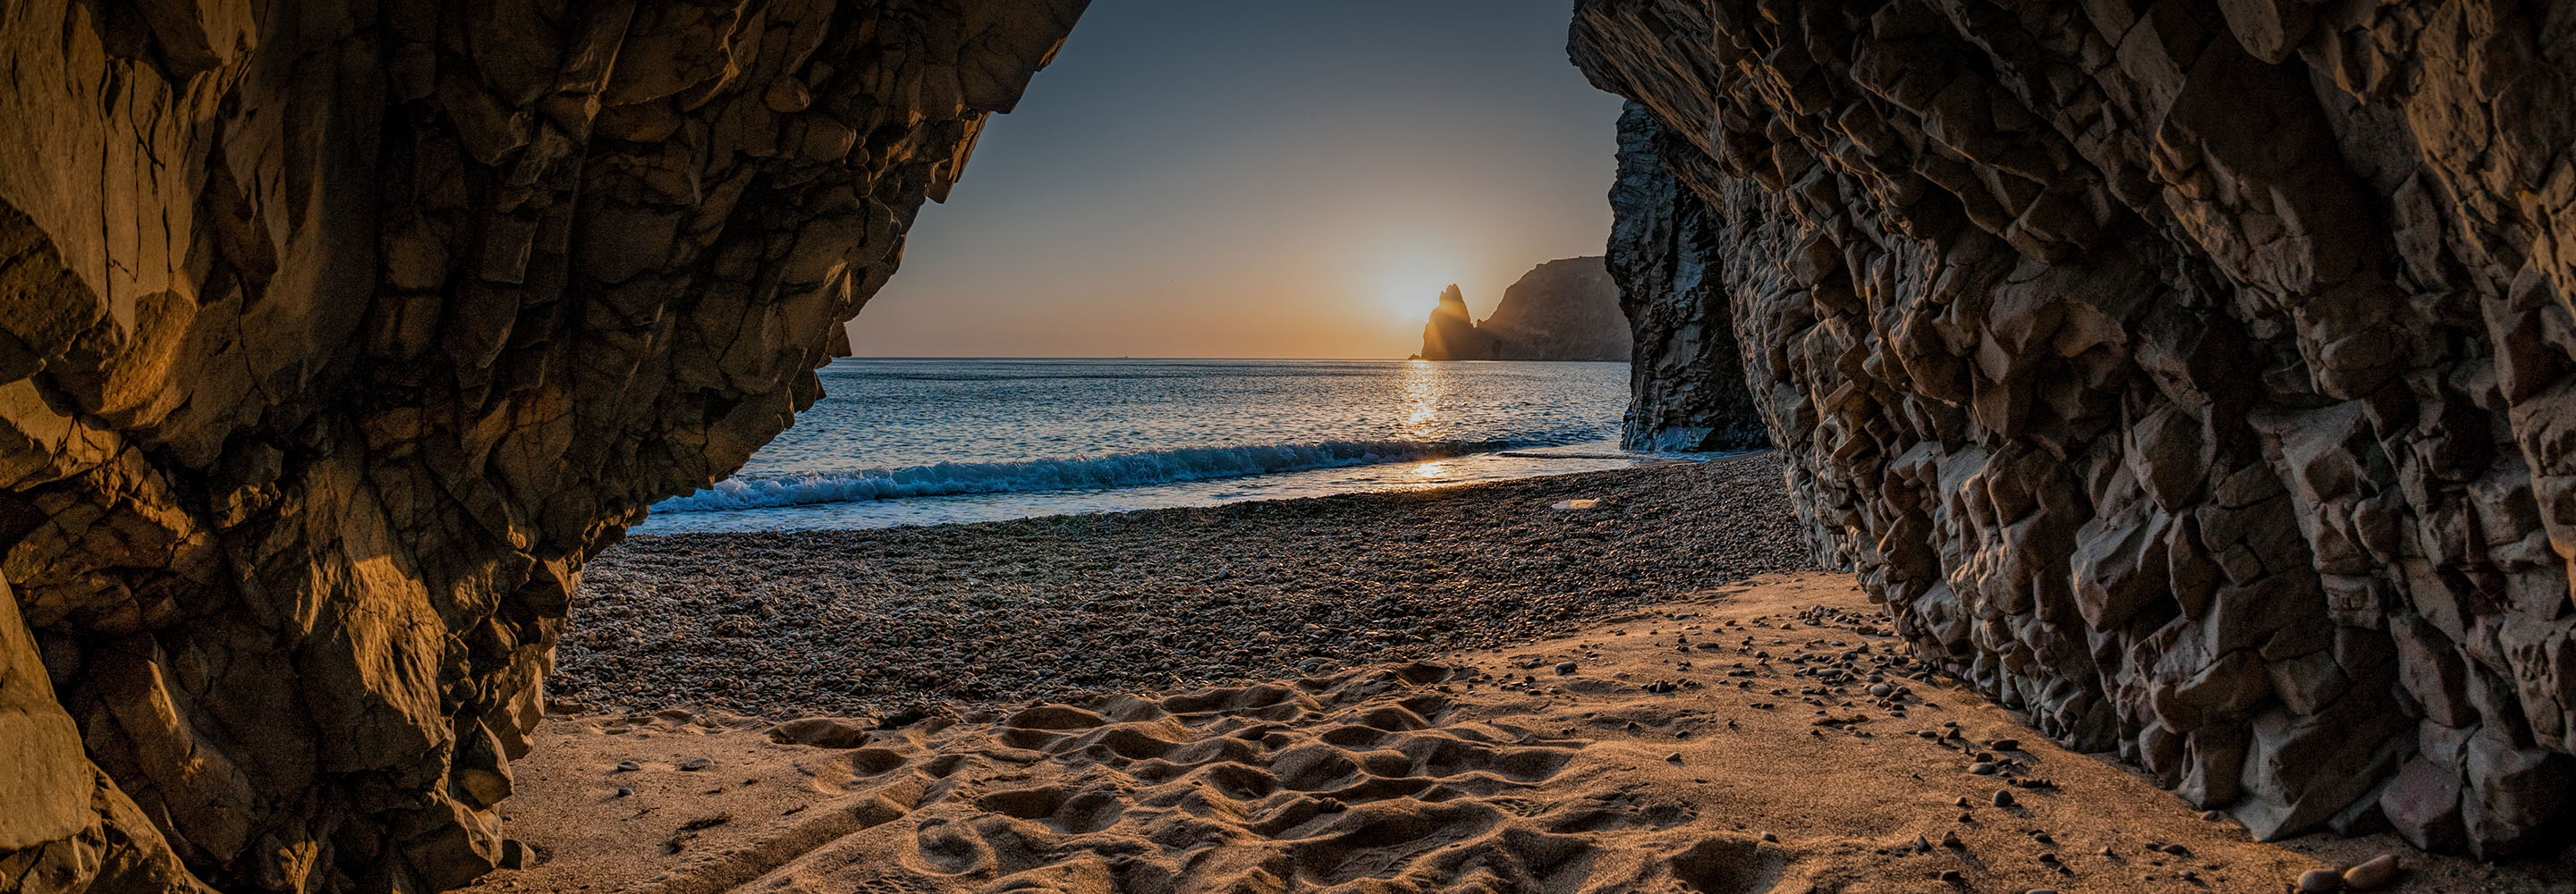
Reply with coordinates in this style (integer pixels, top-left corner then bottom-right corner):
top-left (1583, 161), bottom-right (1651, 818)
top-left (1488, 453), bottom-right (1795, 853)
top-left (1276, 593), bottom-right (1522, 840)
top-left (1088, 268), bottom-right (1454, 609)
top-left (2341, 855), bottom-right (2398, 890)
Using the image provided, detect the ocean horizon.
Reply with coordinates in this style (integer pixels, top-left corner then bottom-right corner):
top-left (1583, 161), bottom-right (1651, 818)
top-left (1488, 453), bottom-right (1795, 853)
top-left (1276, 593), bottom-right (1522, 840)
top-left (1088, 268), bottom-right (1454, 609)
top-left (634, 357), bottom-right (1715, 534)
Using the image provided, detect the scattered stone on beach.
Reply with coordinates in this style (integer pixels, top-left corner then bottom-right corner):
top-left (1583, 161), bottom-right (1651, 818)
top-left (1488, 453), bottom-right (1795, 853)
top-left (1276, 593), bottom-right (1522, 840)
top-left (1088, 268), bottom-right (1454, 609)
top-left (2343, 855), bottom-right (2400, 890)
top-left (555, 461), bottom-right (1809, 719)
top-left (614, 761), bottom-right (640, 772)
top-left (2300, 867), bottom-right (2346, 891)
top-left (1555, 662), bottom-right (1580, 675)
top-left (1992, 789), bottom-right (2016, 807)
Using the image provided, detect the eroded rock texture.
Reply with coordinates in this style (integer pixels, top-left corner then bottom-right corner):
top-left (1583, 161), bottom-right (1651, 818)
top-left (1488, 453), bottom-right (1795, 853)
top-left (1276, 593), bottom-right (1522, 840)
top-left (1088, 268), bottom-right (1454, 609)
top-left (0, 1), bottom-right (1082, 890)
top-left (1609, 103), bottom-right (1770, 452)
top-left (1575, 0), bottom-right (2576, 856)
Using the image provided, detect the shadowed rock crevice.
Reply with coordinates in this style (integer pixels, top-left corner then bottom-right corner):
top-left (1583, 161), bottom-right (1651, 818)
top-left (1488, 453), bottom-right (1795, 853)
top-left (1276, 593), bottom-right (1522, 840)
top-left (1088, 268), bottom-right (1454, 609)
top-left (1608, 103), bottom-right (1770, 453)
top-left (1573, 0), bottom-right (2576, 856)
top-left (0, 1), bottom-right (1084, 890)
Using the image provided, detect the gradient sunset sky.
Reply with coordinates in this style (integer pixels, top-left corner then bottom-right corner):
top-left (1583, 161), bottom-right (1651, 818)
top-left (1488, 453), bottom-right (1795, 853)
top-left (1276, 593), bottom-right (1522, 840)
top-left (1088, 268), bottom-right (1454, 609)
top-left (849, 0), bottom-right (1625, 358)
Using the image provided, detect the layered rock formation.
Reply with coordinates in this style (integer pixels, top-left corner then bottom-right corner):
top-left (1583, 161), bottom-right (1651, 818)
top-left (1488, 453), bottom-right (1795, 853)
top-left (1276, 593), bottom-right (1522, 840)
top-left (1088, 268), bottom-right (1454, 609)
top-left (0, 1), bottom-right (1082, 890)
top-left (1413, 257), bottom-right (1630, 361)
top-left (1575, 0), bottom-right (2576, 856)
top-left (1607, 104), bottom-right (1771, 453)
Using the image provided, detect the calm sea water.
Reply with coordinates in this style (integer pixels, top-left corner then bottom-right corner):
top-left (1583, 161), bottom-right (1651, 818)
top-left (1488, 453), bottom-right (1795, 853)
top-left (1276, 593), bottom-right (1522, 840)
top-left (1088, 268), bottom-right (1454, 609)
top-left (636, 358), bottom-right (1689, 533)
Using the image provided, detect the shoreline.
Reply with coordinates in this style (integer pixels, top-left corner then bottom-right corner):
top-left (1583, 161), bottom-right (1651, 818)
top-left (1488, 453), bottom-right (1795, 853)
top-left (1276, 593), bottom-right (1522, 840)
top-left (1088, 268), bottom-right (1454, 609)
top-left (554, 453), bottom-right (1813, 719)
top-left (497, 453), bottom-right (2576, 893)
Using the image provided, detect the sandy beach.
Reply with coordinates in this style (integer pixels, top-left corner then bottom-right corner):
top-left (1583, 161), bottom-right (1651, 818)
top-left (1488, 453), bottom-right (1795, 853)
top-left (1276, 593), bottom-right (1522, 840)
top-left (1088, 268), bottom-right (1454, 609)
top-left (468, 458), bottom-right (2576, 893)
top-left (551, 455), bottom-right (1812, 720)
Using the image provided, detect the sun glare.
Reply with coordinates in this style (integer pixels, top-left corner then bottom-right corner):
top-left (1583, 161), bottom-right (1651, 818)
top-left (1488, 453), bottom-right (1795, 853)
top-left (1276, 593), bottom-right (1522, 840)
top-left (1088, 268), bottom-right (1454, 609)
top-left (1368, 241), bottom-right (1464, 325)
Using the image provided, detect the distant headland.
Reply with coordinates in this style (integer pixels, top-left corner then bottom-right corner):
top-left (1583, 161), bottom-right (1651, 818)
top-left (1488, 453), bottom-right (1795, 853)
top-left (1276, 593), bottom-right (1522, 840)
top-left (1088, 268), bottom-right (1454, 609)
top-left (1412, 257), bottom-right (1630, 361)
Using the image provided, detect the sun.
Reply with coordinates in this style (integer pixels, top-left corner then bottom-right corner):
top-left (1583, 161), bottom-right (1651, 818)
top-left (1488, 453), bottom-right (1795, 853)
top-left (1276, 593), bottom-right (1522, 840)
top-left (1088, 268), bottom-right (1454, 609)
top-left (1367, 241), bottom-right (1465, 325)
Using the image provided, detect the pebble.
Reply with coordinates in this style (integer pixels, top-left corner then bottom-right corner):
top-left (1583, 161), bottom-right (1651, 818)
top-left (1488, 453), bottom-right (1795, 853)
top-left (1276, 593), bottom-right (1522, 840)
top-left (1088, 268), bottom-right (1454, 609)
top-left (1665, 752), bottom-right (1683, 763)
top-left (614, 761), bottom-right (640, 772)
top-left (614, 787), bottom-right (632, 797)
top-left (555, 461), bottom-right (1812, 719)
top-left (2342, 854), bottom-right (2398, 890)
top-left (679, 758), bottom-right (712, 772)
top-left (1941, 831), bottom-right (1962, 848)
top-left (1938, 869), bottom-right (1963, 882)
top-left (1988, 738), bottom-right (2021, 750)
top-left (1554, 662), bottom-right (1578, 676)
top-left (1968, 762), bottom-right (1999, 775)
top-left (1868, 682), bottom-right (1893, 696)
top-left (1991, 790), bottom-right (2015, 807)
top-left (1760, 831), bottom-right (1779, 842)
top-left (2298, 868), bottom-right (2344, 891)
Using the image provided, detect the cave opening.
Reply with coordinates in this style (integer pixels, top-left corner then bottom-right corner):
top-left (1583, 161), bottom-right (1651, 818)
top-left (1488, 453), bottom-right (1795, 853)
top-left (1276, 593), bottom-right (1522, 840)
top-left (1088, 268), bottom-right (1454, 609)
top-left (8, 0), bottom-right (2576, 891)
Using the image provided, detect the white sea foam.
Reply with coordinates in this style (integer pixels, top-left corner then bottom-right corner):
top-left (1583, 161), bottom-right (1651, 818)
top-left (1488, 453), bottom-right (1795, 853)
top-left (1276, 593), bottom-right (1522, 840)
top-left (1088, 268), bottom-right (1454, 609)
top-left (650, 438), bottom-right (1544, 513)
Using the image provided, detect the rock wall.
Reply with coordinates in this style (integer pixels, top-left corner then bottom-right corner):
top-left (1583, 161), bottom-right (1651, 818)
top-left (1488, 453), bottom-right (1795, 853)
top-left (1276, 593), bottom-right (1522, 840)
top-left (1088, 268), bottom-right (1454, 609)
top-left (0, 1), bottom-right (1083, 890)
top-left (1414, 259), bottom-right (1631, 361)
top-left (1573, 0), bottom-right (2576, 856)
top-left (1607, 103), bottom-right (1771, 452)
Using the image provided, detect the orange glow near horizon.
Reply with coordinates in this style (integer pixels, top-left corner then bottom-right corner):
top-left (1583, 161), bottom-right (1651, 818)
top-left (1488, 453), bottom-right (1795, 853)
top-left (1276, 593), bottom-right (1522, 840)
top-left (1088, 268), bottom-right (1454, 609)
top-left (1368, 238), bottom-right (1467, 328)
top-left (841, 1), bottom-right (1624, 359)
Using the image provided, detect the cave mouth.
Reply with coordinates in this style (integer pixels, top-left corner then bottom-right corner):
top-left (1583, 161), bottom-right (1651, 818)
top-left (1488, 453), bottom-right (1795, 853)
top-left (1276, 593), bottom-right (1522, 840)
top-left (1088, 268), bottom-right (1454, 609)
top-left (10, 0), bottom-right (2576, 890)
top-left (622, 1), bottom-right (1766, 537)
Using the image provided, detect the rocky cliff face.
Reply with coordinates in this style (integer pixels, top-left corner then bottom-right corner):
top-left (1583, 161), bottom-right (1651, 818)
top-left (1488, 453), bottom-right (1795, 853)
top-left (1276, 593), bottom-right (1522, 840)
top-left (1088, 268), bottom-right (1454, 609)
top-left (1417, 284), bottom-right (1496, 360)
top-left (1607, 104), bottom-right (1770, 453)
top-left (0, 1), bottom-right (1082, 890)
top-left (1413, 258), bottom-right (1631, 361)
top-left (1574, 0), bottom-right (2576, 856)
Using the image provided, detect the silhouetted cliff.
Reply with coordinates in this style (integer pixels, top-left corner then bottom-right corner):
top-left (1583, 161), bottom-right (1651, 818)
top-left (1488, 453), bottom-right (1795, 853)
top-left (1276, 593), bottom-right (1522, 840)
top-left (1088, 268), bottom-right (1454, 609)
top-left (1414, 257), bottom-right (1630, 361)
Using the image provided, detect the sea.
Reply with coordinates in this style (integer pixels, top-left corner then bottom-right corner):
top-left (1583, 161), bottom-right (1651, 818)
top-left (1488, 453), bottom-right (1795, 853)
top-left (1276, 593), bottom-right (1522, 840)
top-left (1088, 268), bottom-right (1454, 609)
top-left (635, 358), bottom-right (1707, 534)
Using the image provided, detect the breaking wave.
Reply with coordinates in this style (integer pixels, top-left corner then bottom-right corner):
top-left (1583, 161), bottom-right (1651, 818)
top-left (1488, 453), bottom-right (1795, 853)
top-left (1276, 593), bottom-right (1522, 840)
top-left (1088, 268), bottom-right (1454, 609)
top-left (650, 438), bottom-right (1560, 513)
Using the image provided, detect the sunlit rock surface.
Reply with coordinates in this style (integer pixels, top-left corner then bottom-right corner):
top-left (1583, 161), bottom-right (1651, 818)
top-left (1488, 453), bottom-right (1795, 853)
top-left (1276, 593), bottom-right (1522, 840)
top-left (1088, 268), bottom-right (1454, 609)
top-left (1575, 0), bottom-right (2576, 856)
top-left (0, 1), bottom-right (1083, 890)
top-left (1414, 258), bottom-right (1630, 361)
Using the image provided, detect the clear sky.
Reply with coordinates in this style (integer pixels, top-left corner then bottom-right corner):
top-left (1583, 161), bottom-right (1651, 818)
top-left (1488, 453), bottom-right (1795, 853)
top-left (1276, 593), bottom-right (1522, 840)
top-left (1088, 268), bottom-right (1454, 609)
top-left (847, 0), bottom-right (1625, 358)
